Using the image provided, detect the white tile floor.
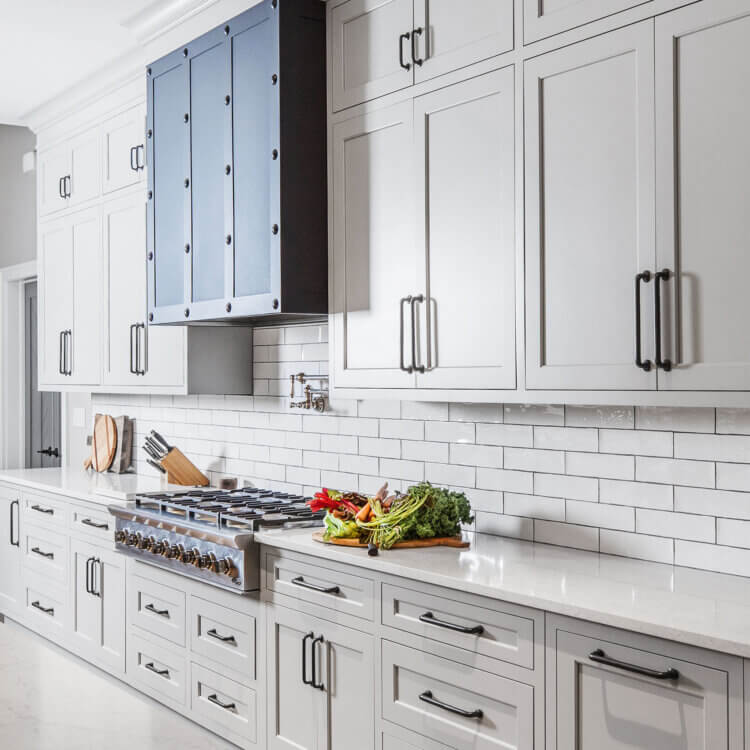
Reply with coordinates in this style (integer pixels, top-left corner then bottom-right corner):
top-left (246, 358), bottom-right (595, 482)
top-left (0, 618), bottom-right (235, 749)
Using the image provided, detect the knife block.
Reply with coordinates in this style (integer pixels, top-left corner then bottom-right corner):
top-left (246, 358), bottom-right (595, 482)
top-left (160, 448), bottom-right (210, 487)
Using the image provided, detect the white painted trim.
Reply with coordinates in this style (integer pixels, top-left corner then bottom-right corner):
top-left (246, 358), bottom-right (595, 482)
top-left (122, 0), bottom-right (223, 45)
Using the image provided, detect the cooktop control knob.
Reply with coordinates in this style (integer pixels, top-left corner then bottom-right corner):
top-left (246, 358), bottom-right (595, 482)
top-left (114, 530), bottom-right (127, 544)
top-left (136, 533), bottom-right (148, 549)
top-left (162, 544), bottom-right (179, 559)
top-left (180, 547), bottom-right (195, 564)
top-left (127, 533), bottom-right (139, 547)
top-left (151, 538), bottom-right (165, 555)
top-left (190, 548), bottom-right (203, 567)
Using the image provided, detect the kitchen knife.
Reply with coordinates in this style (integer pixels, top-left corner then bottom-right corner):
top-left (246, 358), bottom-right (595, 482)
top-left (146, 458), bottom-right (166, 475)
top-left (142, 444), bottom-right (161, 461)
top-left (150, 430), bottom-right (172, 454)
top-left (145, 437), bottom-right (166, 458)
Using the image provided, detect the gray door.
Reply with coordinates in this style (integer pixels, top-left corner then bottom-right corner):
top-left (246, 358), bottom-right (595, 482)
top-left (25, 281), bottom-right (61, 468)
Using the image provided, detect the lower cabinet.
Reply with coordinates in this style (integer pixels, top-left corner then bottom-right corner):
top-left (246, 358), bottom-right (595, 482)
top-left (267, 604), bottom-right (375, 750)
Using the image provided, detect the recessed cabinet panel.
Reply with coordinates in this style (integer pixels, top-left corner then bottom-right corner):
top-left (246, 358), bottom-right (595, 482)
top-left (69, 129), bottom-right (100, 207)
top-left (656, 1), bottom-right (750, 391)
top-left (525, 22), bottom-right (656, 390)
top-left (38, 146), bottom-right (70, 217)
top-left (102, 106), bottom-right (145, 194)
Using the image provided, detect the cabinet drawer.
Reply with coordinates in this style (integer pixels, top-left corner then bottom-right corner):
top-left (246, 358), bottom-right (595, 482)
top-left (191, 662), bottom-right (257, 746)
top-left (128, 633), bottom-right (187, 707)
top-left (265, 552), bottom-right (374, 621)
top-left (22, 523), bottom-right (67, 584)
top-left (24, 576), bottom-right (67, 634)
top-left (382, 583), bottom-right (535, 671)
top-left (129, 575), bottom-right (186, 647)
top-left (382, 640), bottom-right (534, 750)
top-left (21, 491), bottom-right (68, 530)
top-left (70, 504), bottom-right (113, 543)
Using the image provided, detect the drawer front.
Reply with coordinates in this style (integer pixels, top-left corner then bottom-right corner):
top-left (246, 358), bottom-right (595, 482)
top-left (70, 504), bottom-right (113, 543)
top-left (128, 633), bottom-right (187, 707)
top-left (190, 595), bottom-right (256, 680)
top-left (129, 575), bottom-right (186, 647)
top-left (265, 552), bottom-right (374, 621)
top-left (24, 577), bottom-right (67, 634)
top-left (21, 490), bottom-right (68, 530)
top-left (22, 523), bottom-right (67, 584)
top-left (382, 583), bottom-right (535, 670)
top-left (191, 662), bottom-right (257, 745)
top-left (382, 640), bottom-right (534, 750)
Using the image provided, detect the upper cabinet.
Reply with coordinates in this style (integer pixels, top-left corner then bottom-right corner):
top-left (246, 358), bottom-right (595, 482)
top-left (102, 106), bottom-right (146, 195)
top-left (146, 0), bottom-right (327, 325)
top-left (331, 0), bottom-right (513, 111)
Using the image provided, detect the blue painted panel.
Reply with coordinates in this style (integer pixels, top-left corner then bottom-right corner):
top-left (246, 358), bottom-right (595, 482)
top-left (190, 41), bottom-right (228, 303)
top-left (232, 16), bottom-right (273, 298)
top-left (153, 63), bottom-right (187, 308)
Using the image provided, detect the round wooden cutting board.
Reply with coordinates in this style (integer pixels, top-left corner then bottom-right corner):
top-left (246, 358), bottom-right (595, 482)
top-left (312, 530), bottom-right (469, 550)
top-left (91, 414), bottom-right (117, 472)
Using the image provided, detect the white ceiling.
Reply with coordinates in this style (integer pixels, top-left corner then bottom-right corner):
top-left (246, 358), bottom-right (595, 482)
top-left (0, 0), bottom-right (156, 125)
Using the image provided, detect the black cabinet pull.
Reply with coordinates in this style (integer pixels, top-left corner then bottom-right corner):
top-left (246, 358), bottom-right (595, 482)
top-left (129, 323), bottom-right (137, 374)
top-left (135, 322), bottom-right (147, 375)
top-left (145, 603), bottom-right (170, 618)
top-left (137, 144), bottom-right (145, 170)
top-left (31, 504), bottom-right (54, 515)
top-left (31, 546), bottom-right (54, 560)
top-left (399, 32), bottom-right (411, 71)
top-left (58, 177), bottom-right (65, 199)
top-left (635, 271), bottom-right (653, 371)
top-left (410, 294), bottom-right (425, 374)
top-left (589, 649), bottom-right (679, 680)
top-left (88, 558), bottom-right (101, 598)
top-left (400, 296), bottom-right (413, 373)
top-left (291, 576), bottom-right (340, 595)
top-left (654, 269), bottom-right (673, 372)
top-left (31, 601), bottom-right (54, 616)
top-left (302, 631), bottom-right (314, 686)
top-left (411, 27), bottom-right (424, 66)
top-left (82, 518), bottom-right (109, 530)
top-left (144, 662), bottom-right (170, 679)
top-left (9, 499), bottom-right (19, 547)
top-left (311, 635), bottom-right (325, 690)
top-left (207, 628), bottom-right (236, 645)
top-left (130, 146), bottom-right (137, 172)
top-left (419, 611), bottom-right (484, 635)
top-left (85, 556), bottom-right (93, 594)
top-left (59, 331), bottom-right (66, 375)
top-left (419, 690), bottom-right (483, 719)
top-left (207, 694), bottom-right (236, 711)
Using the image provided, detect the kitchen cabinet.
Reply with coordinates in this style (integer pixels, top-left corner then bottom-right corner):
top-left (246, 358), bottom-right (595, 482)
top-left (524, 22), bottom-right (656, 391)
top-left (655, 0), bottom-right (750, 391)
top-left (70, 538), bottom-right (126, 674)
top-left (102, 105), bottom-right (145, 194)
top-left (147, 0), bottom-right (327, 325)
top-left (331, 65), bottom-right (516, 392)
top-left (267, 605), bottom-right (374, 750)
top-left (330, 0), bottom-right (513, 111)
top-left (0, 486), bottom-right (21, 617)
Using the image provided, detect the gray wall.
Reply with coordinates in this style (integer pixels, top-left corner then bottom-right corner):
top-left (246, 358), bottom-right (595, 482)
top-left (0, 125), bottom-right (36, 267)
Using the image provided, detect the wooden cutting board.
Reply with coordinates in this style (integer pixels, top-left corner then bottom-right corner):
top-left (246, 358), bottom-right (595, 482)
top-left (91, 414), bottom-right (117, 472)
top-left (312, 530), bottom-right (469, 549)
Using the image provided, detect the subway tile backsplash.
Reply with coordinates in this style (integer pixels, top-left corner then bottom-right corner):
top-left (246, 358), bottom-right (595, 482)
top-left (94, 323), bottom-right (750, 577)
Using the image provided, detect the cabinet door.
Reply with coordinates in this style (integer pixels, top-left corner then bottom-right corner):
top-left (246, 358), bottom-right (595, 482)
top-left (524, 0), bottom-right (650, 44)
top-left (147, 52), bottom-right (189, 321)
top-left (554, 629), bottom-right (733, 750)
top-left (38, 145), bottom-right (70, 217)
top-left (414, 67), bottom-right (516, 390)
top-left (69, 128), bottom-right (100, 208)
top-left (69, 211), bottom-right (101, 385)
top-left (102, 105), bottom-right (145, 194)
top-left (0, 494), bottom-right (22, 615)
top-left (656, 0), bottom-right (750, 391)
top-left (331, 101), bottom-right (418, 390)
top-left (525, 23), bottom-right (656, 391)
top-left (413, 0), bottom-right (513, 84)
top-left (70, 539), bottom-right (101, 661)
top-left (331, 0), bottom-right (414, 111)
top-left (38, 220), bottom-right (74, 387)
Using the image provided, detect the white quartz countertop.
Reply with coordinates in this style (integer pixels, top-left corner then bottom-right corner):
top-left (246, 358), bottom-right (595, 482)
top-left (0, 467), bottom-right (176, 507)
top-left (256, 527), bottom-right (750, 658)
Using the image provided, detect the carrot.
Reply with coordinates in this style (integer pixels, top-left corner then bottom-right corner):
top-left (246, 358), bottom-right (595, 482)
top-left (356, 502), bottom-right (372, 523)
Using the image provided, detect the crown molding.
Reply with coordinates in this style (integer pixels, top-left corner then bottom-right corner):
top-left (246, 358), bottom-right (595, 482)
top-left (122, 0), bottom-right (223, 45)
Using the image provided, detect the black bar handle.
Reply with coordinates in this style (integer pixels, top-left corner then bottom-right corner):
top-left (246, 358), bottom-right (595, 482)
top-left (65, 175), bottom-right (72, 198)
top-left (207, 694), bottom-right (236, 711)
top-left (635, 271), bottom-right (653, 371)
top-left (59, 331), bottom-right (65, 375)
top-left (400, 296), bottom-right (413, 373)
top-left (419, 690), bottom-right (483, 719)
top-left (65, 329), bottom-right (72, 375)
top-left (291, 576), bottom-right (340, 595)
top-left (31, 601), bottom-right (54, 616)
top-left (31, 504), bottom-right (54, 515)
top-left (654, 269), bottom-right (673, 372)
top-left (207, 628), bottom-right (236, 645)
top-left (92, 559), bottom-right (101, 598)
top-left (144, 662), bottom-right (170, 679)
top-left (31, 546), bottom-right (54, 560)
top-left (411, 294), bottom-right (425, 374)
top-left (399, 32), bottom-right (411, 71)
top-left (9, 499), bottom-right (19, 547)
top-left (411, 27), bottom-right (424, 66)
top-left (129, 324), bottom-right (137, 374)
top-left (589, 649), bottom-right (679, 680)
top-left (135, 323), bottom-right (147, 375)
top-left (145, 603), bottom-right (170, 618)
top-left (130, 146), bottom-right (136, 172)
top-left (85, 556), bottom-right (93, 594)
top-left (311, 635), bottom-right (325, 690)
top-left (419, 611), bottom-right (484, 635)
top-left (137, 144), bottom-right (145, 170)
top-left (302, 632), bottom-right (314, 686)
top-left (82, 518), bottom-right (109, 530)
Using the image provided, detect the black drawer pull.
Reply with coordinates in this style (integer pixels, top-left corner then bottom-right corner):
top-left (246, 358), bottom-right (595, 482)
top-left (589, 649), bottom-right (679, 680)
top-left (31, 504), bottom-right (54, 515)
top-left (81, 518), bottom-right (109, 530)
top-left (208, 694), bottom-right (236, 712)
top-left (291, 576), bottom-right (340, 595)
top-left (31, 601), bottom-right (54, 616)
top-left (419, 690), bottom-right (483, 719)
top-left (144, 662), bottom-right (170, 679)
top-left (419, 611), bottom-right (484, 635)
top-left (31, 546), bottom-right (54, 560)
top-left (145, 603), bottom-right (170, 618)
top-left (207, 628), bottom-right (236, 645)
top-left (634, 270), bottom-right (653, 371)
top-left (654, 269), bottom-right (673, 372)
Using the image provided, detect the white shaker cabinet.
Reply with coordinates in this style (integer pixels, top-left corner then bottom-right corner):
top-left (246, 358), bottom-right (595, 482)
top-left (0, 486), bottom-right (21, 617)
top-left (524, 22), bottom-right (656, 391)
top-left (655, 0), bottom-right (750, 391)
top-left (102, 105), bottom-right (146, 194)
